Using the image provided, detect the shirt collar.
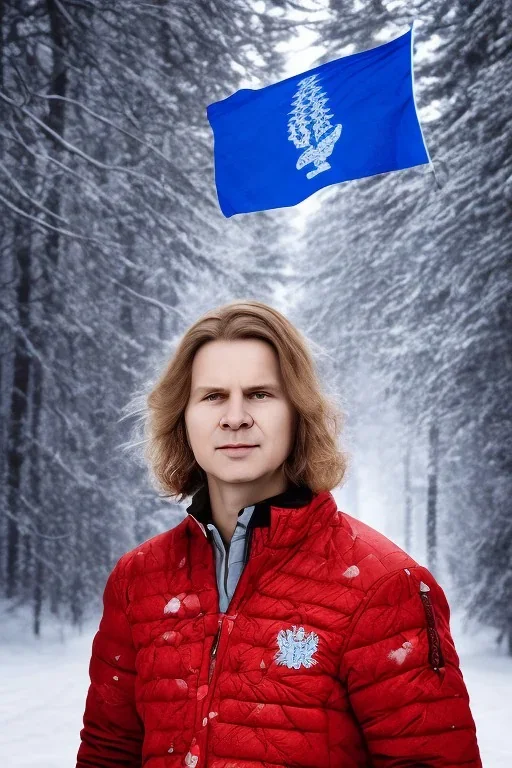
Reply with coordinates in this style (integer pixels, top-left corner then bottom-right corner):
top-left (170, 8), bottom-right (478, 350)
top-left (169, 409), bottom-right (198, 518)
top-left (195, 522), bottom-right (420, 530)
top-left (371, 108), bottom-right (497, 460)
top-left (206, 503), bottom-right (256, 534)
top-left (186, 481), bottom-right (314, 529)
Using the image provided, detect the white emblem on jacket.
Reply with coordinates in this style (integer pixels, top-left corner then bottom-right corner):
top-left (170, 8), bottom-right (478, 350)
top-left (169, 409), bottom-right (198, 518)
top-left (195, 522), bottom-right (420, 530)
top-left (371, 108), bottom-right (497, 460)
top-left (275, 625), bottom-right (319, 669)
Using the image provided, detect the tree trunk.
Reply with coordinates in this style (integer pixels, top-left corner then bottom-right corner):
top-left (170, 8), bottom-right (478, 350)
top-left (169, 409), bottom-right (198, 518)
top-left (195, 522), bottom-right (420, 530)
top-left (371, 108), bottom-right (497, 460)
top-left (30, 355), bottom-right (44, 636)
top-left (6, 220), bottom-right (32, 598)
top-left (426, 422), bottom-right (439, 575)
top-left (29, 0), bottom-right (69, 632)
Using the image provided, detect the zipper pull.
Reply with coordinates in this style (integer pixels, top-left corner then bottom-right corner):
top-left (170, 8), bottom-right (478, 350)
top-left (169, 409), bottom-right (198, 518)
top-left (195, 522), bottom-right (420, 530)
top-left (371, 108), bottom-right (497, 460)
top-left (419, 582), bottom-right (445, 673)
top-left (208, 618), bottom-right (223, 683)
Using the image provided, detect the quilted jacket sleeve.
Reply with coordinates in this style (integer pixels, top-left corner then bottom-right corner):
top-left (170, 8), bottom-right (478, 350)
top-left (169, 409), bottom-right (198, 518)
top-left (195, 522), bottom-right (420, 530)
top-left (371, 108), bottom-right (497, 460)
top-left (76, 558), bottom-right (143, 768)
top-left (339, 564), bottom-right (482, 767)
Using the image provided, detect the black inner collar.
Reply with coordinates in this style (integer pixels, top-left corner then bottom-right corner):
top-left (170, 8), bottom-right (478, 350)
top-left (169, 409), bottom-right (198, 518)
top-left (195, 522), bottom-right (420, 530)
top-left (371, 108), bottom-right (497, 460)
top-left (186, 482), bottom-right (314, 529)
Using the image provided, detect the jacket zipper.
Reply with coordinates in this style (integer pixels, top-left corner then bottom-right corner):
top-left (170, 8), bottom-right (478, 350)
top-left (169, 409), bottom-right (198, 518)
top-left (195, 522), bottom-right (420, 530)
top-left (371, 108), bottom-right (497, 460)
top-left (419, 589), bottom-right (445, 673)
top-left (209, 525), bottom-right (249, 684)
top-left (208, 618), bottom-right (223, 683)
top-left (207, 527), bottom-right (254, 682)
top-left (202, 526), bottom-right (256, 752)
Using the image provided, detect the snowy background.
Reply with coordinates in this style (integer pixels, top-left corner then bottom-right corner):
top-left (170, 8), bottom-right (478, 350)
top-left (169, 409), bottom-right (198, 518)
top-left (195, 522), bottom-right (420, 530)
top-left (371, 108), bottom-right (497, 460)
top-left (1, 598), bottom-right (511, 766)
top-left (1, 0), bottom-right (510, 765)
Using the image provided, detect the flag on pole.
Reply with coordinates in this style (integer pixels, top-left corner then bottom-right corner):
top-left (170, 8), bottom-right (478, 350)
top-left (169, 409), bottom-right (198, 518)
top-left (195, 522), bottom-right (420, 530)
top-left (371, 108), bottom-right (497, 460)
top-left (206, 24), bottom-right (431, 217)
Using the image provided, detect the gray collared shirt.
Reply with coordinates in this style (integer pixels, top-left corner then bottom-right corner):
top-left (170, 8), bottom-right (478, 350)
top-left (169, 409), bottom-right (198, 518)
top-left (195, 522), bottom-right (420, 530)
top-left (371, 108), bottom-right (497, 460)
top-left (207, 504), bottom-right (256, 613)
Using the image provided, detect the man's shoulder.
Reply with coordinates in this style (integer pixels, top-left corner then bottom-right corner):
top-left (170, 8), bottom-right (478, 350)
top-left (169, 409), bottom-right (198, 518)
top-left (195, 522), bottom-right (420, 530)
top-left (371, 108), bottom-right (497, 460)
top-left (111, 515), bottom-right (190, 581)
top-left (335, 510), bottom-right (421, 592)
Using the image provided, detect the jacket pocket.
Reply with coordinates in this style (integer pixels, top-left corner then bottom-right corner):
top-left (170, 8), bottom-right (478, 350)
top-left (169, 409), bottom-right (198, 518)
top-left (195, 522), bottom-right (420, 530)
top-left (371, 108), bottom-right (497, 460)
top-left (419, 587), bottom-right (445, 673)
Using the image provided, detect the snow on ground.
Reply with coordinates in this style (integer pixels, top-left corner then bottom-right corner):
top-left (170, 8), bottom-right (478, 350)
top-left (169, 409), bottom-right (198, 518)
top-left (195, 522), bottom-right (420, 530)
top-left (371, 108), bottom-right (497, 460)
top-left (0, 600), bottom-right (511, 767)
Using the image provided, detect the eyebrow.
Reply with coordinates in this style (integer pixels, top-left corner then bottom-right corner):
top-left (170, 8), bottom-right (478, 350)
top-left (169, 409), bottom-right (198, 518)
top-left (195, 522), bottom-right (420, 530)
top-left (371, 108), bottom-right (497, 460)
top-left (193, 383), bottom-right (281, 396)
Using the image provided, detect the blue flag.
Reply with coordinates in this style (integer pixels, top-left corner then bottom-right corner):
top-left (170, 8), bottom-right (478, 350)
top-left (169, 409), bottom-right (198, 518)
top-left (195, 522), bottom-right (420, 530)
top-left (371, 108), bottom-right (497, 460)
top-left (206, 25), bottom-right (430, 217)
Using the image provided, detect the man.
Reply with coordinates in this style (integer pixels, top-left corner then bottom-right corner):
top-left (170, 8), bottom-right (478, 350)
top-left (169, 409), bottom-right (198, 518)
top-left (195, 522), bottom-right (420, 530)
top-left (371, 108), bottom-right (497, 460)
top-left (77, 301), bottom-right (482, 767)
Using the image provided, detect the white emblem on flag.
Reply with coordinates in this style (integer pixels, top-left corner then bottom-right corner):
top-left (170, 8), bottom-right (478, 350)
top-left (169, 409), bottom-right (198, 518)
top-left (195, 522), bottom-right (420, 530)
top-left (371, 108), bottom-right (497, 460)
top-left (288, 74), bottom-right (342, 179)
top-left (275, 625), bottom-right (319, 669)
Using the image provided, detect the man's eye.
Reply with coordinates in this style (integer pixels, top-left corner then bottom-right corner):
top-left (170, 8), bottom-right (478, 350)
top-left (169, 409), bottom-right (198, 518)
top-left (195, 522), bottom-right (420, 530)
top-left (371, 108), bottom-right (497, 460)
top-left (204, 392), bottom-right (269, 402)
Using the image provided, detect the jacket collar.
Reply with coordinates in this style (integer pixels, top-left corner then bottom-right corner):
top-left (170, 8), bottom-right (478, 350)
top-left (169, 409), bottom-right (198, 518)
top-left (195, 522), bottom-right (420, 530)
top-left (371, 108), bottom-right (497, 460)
top-left (186, 481), bottom-right (315, 530)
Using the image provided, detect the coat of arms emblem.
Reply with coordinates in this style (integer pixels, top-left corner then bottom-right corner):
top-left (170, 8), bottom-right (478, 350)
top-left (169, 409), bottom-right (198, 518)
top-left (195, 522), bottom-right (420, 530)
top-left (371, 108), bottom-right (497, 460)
top-left (275, 625), bottom-right (319, 669)
top-left (288, 74), bottom-right (342, 180)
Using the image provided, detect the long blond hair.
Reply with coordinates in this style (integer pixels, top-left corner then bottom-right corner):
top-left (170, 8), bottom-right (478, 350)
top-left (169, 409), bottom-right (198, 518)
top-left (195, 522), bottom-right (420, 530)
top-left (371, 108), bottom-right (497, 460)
top-left (142, 300), bottom-right (349, 502)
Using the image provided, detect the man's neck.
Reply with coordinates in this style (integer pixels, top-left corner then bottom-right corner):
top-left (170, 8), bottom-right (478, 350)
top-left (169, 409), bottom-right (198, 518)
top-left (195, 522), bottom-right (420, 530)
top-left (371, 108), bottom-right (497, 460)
top-left (207, 473), bottom-right (289, 543)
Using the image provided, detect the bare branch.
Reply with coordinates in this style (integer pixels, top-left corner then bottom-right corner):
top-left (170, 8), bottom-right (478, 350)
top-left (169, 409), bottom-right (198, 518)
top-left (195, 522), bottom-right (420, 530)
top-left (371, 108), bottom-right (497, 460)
top-left (0, 90), bottom-right (187, 203)
top-left (0, 191), bottom-right (123, 247)
top-left (107, 274), bottom-right (191, 324)
top-left (31, 92), bottom-right (178, 170)
top-left (0, 160), bottom-right (69, 223)
top-left (0, 307), bottom-right (55, 376)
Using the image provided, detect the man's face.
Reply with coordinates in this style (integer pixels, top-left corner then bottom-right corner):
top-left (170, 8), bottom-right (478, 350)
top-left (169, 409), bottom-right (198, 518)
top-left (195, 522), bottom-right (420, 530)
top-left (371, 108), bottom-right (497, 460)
top-left (184, 339), bottom-right (297, 487)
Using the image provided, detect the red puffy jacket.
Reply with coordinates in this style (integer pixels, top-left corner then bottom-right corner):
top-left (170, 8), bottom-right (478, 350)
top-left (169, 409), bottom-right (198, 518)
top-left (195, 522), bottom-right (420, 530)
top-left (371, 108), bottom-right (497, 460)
top-left (76, 484), bottom-right (482, 768)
